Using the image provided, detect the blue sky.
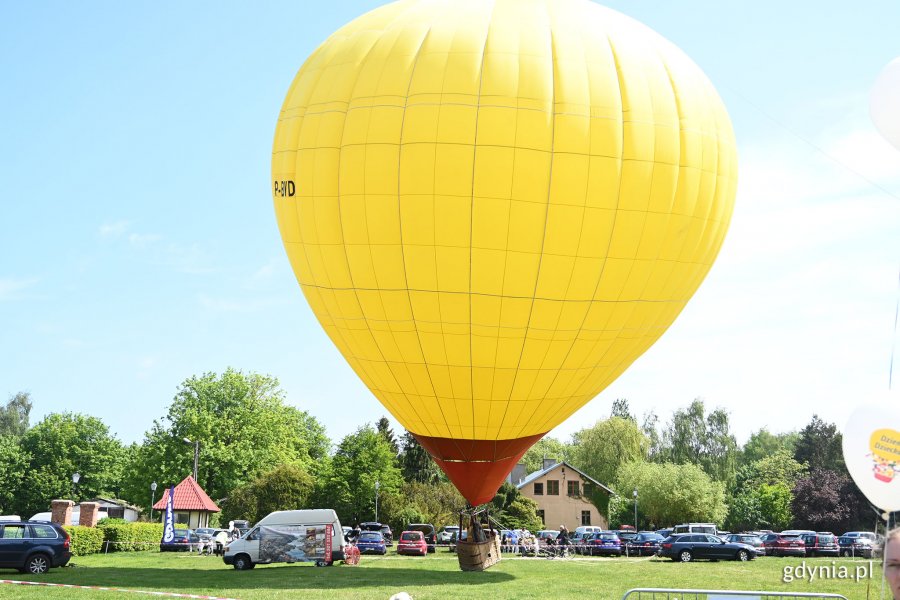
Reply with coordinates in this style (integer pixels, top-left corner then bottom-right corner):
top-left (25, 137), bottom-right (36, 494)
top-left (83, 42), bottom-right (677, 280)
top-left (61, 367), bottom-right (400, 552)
top-left (2, 0), bottom-right (899, 449)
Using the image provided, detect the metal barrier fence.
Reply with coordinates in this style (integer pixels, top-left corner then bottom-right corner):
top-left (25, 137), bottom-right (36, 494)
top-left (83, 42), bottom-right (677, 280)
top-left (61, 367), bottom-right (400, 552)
top-left (622, 589), bottom-right (849, 600)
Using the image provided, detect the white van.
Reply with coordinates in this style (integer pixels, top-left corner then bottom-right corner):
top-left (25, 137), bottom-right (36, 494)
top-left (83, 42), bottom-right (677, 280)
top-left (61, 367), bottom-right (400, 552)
top-left (672, 523), bottom-right (718, 535)
top-left (223, 509), bottom-right (351, 570)
top-left (574, 526), bottom-right (602, 537)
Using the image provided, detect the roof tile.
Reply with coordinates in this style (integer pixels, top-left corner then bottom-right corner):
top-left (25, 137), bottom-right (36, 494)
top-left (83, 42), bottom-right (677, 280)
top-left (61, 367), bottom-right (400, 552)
top-left (152, 476), bottom-right (220, 512)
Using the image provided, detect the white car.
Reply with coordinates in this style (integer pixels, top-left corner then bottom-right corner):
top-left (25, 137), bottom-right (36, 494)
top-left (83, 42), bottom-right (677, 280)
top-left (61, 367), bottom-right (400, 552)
top-left (438, 526), bottom-right (460, 543)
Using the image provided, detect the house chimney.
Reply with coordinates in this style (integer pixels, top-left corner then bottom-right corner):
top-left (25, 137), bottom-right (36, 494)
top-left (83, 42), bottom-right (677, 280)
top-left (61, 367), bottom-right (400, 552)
top-left (510, 463), bottom-right (527, 484)
top-left (542, 457), bottom-right (557, 470)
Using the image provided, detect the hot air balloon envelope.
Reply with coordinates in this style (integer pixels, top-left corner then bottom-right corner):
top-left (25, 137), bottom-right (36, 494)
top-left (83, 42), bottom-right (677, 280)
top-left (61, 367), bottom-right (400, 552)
top-left (272, 0), bottom-right (738, 505)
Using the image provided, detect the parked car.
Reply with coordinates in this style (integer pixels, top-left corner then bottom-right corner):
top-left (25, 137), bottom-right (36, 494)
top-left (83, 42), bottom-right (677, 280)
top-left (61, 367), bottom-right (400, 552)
top-left (160, 528), bottom-right (199, 552)
top-left (760, 533), bottom-right (806, 557)
top-left (406, 524), bottom-right (436, 553)
top-left (0, 521), bottom-right (71, 574)
top-left (617, 530), bottom-right (640, 554)
top-left (356, 531), bottom-right (387, 555)
top-left (571, 531), bottom-right (594, 554)
top-left (536, 530), bottom-right (560, 545)
top-left (656, 528), bottom-right (673, 539)
top-left (658, 533), bottom-right (756, 562)
top-left (801, 533), bottom-right (839, 557)
top-left (380, 525), bottom-right (393, 545)
top-left (437, 526), bottom-right (459, 544)
top-left (397, 530), bottom-right (428, 556)
top-left (724, 534), bottom-right (765, 556)
top-left (838, 534), bottom-right (876, 558)
top-left (586, 531), bottom-right (622, 556)
top-left (627, 532), bottom-right (665, 556)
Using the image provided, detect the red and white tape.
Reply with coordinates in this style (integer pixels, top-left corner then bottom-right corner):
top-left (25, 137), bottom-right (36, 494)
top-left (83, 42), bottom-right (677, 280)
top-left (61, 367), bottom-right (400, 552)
top-left (0, 579), bottom-right (240, 599)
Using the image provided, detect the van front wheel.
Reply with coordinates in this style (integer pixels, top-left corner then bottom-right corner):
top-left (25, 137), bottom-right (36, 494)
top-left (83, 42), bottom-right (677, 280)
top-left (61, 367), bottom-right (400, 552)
top-left (233, 554), bottom-right (254, 570)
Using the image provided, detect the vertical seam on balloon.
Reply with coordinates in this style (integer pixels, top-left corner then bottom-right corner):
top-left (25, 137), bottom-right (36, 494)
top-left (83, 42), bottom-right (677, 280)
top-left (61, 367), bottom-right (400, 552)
top-left (494, 0), bottom-right (558, 441)
top-left (513, 28), bottom-right (627, 437)
top-left (489, 11), bottom-right (523, 443)
top-left (537, 40), bottom-right (666, 433)
top-left (466, 0), bottom-right (499, 444)
top-left (430, 16), bottom-right (465, 435)
top-left (394, 24), bottom-right (465, 446)
top-left (518, 8), bottom-right (595, 433)
top-left (282, 42), bottom-right (397, 416)
top-left (327, 5), bottom-right (432, 435)
top-left (328, 27), bottom-right (430, 432)
top-left (363, 12), bottom-right (441, 437)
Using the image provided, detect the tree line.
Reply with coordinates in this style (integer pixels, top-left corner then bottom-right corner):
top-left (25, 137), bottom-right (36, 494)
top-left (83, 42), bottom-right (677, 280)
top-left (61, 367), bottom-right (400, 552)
top-left (0, 374), bottom-right (876, 535)
top-left (525, 398), bottom-right (875, 533)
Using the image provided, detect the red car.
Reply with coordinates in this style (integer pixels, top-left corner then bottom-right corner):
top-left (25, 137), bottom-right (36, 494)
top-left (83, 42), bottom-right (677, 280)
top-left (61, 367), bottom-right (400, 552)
top-left (397, 530), bottom-right (427, 556)
top-left (761, 533), bottom-right (806, 557)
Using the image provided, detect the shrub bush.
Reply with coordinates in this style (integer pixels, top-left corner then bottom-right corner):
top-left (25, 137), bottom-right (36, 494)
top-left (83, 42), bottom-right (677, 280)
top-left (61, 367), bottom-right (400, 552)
top-left (97, 522), bottom-right (165, 552)
top-left (64, 526), bottom-right (104, 556)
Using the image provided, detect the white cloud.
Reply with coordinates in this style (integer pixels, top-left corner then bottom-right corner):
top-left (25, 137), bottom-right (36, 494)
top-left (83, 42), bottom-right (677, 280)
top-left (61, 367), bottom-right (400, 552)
top-left (99, 221), bottom-right (130, 237)
top-left (0, 277), bottom-right (38, 301)
top-left (550, 120), bottom-right (900, 444)
top-left (128, 232), bottom-right (162, 247)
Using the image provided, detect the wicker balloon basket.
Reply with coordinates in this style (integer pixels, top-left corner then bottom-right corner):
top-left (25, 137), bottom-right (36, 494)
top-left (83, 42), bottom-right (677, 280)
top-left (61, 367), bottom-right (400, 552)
top-left (457, 530), bottom-right (501, 571)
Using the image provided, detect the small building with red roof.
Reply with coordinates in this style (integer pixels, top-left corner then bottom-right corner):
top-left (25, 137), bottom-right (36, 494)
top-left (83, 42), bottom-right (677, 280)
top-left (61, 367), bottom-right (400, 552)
top-left (152, 475), bottom-right (220, 529)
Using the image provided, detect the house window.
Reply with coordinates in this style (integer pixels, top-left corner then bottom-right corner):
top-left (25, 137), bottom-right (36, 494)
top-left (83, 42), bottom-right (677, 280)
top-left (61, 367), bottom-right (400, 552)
top-left (581, 511), bottom-right (591, 526)
top-left (533, 482), bottom-right (543, 495)
top-left (175, 512), bottom-right (190, 526)
top-left (567, 481), bottom-right (580, 496)
top-left (536, 510), bottom-right (545, 525)
top-left (547, 480), bottom-right (559, 495)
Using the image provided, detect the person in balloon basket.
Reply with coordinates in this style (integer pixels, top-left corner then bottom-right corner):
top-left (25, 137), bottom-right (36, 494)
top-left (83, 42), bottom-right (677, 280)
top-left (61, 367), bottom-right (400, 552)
top-left (886, 528), bottom-right (900, 600)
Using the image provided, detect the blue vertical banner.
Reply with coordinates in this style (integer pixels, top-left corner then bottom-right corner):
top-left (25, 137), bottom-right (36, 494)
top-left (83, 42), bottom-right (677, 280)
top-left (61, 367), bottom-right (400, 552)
top-left (162, 485), bottom-right (175, 543)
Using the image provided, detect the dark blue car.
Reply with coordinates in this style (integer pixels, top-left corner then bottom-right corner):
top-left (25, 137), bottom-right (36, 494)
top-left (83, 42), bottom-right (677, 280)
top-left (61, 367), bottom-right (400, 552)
top-left (0, 521), bottom-right (71, 574)
top-left (587, 532), bottom-right (622, 556)
top-left (356, 531), bottom-right (387, 555)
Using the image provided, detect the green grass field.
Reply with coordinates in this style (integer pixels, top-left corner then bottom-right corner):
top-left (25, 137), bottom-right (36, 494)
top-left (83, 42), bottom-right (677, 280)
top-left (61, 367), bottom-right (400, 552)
top-left (0, 550), bottom-right (885, 600)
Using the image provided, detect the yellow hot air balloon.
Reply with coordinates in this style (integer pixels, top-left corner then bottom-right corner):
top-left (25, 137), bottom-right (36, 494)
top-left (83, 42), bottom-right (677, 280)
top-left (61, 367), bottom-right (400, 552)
top-left (272, 0), bottom-right (737, 505)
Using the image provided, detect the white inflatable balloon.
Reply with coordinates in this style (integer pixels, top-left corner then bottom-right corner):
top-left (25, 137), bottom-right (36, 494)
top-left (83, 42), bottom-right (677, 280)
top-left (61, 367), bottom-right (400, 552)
top-left (843, 401), bottom-right (900, 512)
top-left (871, 58), bottom-right (900, 151)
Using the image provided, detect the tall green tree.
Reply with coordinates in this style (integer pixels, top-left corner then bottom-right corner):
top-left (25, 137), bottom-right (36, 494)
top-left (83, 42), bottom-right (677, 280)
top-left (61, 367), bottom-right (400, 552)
top-left (571, 417), bottom-right (647, 486)
top-left (641, 410), bottom-right (664, 462)
top-left (519, 437), bottom-right (572, 474)
top-left (610, 398), bottom-right (635, 422)
top-left (221, 463), bottom-right (314, 524)
top-left (794, 415), bottom-right (844, 472)
top-left (740, 428), bottom-right (799, 466)
top-left (660, 399), bottom-right (738, 489)
top-left (376, 416), bottom-right (399, 456)
top-left (737, 449), bottom-right (808, 490)
top-left (120, 369), bottom-right (329, 507)
top-left (0, 392), bottom-right (32, 438)
top-left (320, 426), bottom-right (403, 526)
top-left (0, 436), bottom-right (28, 513)
top-left (491, 482), bottom-right (543, 531)
top-left (614, 461), bottom-right (727, 528)
top-left (15, 412), bottom-right (125, 516)
top-left (399, 431), bottom-right (441, 484)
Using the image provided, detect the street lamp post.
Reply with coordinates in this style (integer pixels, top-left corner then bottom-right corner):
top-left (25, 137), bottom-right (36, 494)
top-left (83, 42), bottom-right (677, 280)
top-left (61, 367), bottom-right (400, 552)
top-left (633, 489), bottom-right (638, 531)
top-left (150, 482), bottom-right (158, 521)
top-left (72, 472), bottom-right (81, 501)
top-left (374, 481), bottom-right (380, 522)
top-left (182, 437), bottom-right (199, 481)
